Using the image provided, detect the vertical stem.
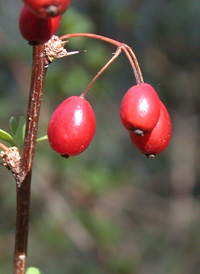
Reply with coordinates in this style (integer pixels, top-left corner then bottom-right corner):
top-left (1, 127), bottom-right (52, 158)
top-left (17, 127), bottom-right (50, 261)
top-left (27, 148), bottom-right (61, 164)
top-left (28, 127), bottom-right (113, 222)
top-left (13, 44), bottom-right (48, 274)
top-left (122, 46), bottom-right (144, 84)
top-left (125, 46), bottom-right (144, 83)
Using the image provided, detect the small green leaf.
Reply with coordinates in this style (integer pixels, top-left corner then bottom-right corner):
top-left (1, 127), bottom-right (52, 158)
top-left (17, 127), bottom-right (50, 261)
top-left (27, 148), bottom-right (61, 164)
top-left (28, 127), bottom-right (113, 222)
top-left (26, 267), bottom-right (43, 274)
top-left (13, 116), bottom-right (26, 152)
top-left (0, 129), bottom-right (14, 145)
top-left (10, 116), bottom-right (18, 136)
top-left (36, 135), bottom-right (48, 143)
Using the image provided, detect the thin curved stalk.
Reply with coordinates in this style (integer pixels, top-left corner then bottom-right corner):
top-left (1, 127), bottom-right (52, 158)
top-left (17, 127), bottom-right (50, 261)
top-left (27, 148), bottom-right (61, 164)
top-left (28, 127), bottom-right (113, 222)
top-left (60, 33), bottom-right (143, 84)
top-left (80, 47), bottom-right (122, 98)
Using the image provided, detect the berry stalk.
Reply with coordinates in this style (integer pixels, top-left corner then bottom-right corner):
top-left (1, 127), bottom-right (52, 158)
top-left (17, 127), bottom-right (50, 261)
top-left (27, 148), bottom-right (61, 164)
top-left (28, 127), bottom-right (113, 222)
top-left (0, 143), bottom-right (9, 151)
top-left (80, 47), bottom-right (122, 98)
top-left (80, 43), bottom-right (145, 98)
top-left (60, 33), bottom-right (143, 84)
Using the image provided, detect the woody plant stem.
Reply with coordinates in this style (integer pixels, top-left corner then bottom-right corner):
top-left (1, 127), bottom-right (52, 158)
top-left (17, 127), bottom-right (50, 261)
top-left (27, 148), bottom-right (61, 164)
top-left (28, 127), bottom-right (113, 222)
top-left (13, 44), bottom-right (48, 274)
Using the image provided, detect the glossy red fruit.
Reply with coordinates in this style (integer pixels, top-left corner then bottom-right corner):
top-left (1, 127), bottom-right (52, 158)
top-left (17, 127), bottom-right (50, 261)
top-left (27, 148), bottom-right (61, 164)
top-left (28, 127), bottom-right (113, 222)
top-left (129, 101), bottom-right (172, 157)
top-left (48, 96), bottom-right (96, 157)
top-left (23, 0), bottom-right (71, 18)
top-left (19, 4), bottom-right (61, 44)
top-left (120, 83), bottom-right (160, 133)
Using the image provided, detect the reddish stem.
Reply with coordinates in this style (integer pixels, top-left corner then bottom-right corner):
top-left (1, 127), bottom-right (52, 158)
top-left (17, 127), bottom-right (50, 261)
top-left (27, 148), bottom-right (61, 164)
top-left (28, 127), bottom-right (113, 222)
top-left (80, 47), bottom-right (122, 98)
top-left (60, 32), bottom-right (121, 47)
top-left (0, 143), bottom-right (9, 151)
top-left (122, 45), bottom-right (143, 84)
top-left (60, 33), bottom-right (143, 84)
top-left (125, 46), bottom-right (143, 83)
top-left (13, 44), bottom-right (48, 274)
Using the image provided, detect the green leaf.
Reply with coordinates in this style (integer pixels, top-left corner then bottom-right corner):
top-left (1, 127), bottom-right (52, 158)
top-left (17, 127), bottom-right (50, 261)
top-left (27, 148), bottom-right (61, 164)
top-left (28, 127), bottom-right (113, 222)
top-left (13, 116), bottom-right (26, 152)
top-left (26, 267), bottom-right (43, 274)
top-left (0, 129), bottom-right (14, 145)
top-left (10, 116), bottom-right (18, 136)
top-left (36, 135), bottom-right (48, 143)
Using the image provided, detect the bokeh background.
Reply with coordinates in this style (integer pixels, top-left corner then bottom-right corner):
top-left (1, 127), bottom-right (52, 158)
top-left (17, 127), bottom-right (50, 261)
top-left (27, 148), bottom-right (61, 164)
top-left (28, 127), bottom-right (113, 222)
top-left (1, 0), bottom-right (200, 273)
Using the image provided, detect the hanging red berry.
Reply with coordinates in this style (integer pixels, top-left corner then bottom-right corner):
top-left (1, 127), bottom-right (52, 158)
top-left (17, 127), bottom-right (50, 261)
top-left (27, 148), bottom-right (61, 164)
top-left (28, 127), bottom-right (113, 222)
top-left (19, 4), bottom-right (61, 44)
top-left (47, 96), bottom-right (96, 157)
top-left (120, 83), bottom-right (160, 134)
top-left (129, 101), bottom-right (172, 157)
top-left (23, 0), bottom-right (71, 19)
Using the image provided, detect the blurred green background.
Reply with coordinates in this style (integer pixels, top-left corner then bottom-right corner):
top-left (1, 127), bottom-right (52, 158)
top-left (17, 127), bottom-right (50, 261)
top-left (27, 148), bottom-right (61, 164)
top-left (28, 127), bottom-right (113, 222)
top-left (1, 0), bottom-right (200, 273)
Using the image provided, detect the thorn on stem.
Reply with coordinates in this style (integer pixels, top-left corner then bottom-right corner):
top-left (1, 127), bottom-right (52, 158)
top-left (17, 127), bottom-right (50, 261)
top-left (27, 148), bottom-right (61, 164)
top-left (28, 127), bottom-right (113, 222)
top-left (67, 49), bottom-right (87, 56)
top-left (45, 35), bottom-right (86, 63)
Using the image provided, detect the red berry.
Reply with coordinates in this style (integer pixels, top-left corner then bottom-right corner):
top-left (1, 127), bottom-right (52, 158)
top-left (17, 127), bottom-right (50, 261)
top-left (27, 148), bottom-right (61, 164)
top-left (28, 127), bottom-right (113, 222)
top-left (120, 83), bottom-right (160, 133)
top-left (19, 4), bottom-right (61, 44)
top-left (129, 101), bottom-right (172, 157)
top-left (23, 0), bottom-right (71, 19)
top-left (47, 96), bottom-right (96, 157)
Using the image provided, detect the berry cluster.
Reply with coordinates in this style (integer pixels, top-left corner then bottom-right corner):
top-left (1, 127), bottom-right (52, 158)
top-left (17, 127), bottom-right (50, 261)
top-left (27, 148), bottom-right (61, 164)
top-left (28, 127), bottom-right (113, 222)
top-left (19, 0), bottom-right (71, 44)
top-left (120, 83), bottom-right (172, 158)
top-left (45, 37), bottom-right (171, 159)
top-left (47, 83), bottom-right (171, 158)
